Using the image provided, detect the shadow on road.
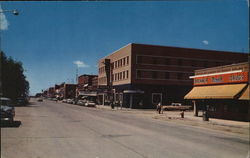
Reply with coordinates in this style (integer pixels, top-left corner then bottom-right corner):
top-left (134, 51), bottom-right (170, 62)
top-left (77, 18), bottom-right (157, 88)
top-left (0, 120), bottom-right (22, 128)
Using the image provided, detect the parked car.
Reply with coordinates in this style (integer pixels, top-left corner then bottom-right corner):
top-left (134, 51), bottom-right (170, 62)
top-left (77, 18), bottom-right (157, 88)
top-left (52, 98), bottom-right (58, 101)
top-left (66, 99), bottom-right (74, 104)
top-left (37, 98), bottom-right (43, 102)
top-left (16, 97), bottom-right (28, 106)
top-left (85, 100), bottom-right (96, 107)
top-left (62, 99), bottom-right (67, 103)
top-left (77, 99), bottom-right (87, 106)
top-left (0, 97), bottom-right (15, 122)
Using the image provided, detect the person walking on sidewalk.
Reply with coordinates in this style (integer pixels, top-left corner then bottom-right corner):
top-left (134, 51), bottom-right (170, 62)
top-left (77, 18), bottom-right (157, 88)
top-left (157, 102), bottom-right (162, 114)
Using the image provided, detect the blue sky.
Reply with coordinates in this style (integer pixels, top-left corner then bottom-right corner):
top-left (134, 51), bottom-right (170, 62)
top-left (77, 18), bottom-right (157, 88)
top-left (1, 1), bottom-right (249, 95)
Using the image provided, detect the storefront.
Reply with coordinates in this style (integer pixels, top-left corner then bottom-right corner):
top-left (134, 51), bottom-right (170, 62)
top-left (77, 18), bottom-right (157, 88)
top-left (185, 62), bottom-right (249, 121)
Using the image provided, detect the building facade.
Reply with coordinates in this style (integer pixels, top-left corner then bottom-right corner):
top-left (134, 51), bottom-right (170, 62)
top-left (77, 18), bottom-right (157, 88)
top-left (185, 62), bottom-right (249, 121)
top-left (98, 43), bottom-right (248, 108)
top-left (76, 74), bottom-right (98, 98)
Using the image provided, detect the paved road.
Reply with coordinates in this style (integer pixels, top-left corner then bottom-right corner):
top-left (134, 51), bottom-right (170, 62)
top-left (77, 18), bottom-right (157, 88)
top-left (1, 99), bottom-right (249, 158)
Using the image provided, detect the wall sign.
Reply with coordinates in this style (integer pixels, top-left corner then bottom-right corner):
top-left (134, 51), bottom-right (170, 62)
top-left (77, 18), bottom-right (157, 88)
top-left (194, 72), bottom-right (248, 86)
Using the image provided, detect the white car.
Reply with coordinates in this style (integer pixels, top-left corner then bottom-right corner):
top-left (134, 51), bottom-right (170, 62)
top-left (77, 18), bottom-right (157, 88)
top-left (84, 100), bottom-right (96, 107)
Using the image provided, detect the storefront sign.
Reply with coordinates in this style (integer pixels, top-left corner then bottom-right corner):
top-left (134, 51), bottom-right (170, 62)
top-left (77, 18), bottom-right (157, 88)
top-left (194, 72), bottom-right (248, 86)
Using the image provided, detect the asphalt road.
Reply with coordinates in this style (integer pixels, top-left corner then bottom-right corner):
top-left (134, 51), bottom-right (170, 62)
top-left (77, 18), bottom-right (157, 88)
top-left (1, 99), bottom-right (249, 158)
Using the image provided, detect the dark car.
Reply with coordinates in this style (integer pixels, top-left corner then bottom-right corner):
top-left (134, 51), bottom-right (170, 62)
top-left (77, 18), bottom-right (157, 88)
top-left (0, 97), bottom-right (15, 122)
top-left (16, 97), bottom-right (28, 106)
top-left (37, 98), bottom-right (43, 102)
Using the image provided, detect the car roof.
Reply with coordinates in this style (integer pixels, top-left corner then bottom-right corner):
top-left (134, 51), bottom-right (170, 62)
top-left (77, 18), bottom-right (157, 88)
top-left (0, 97), bottom-right (11, 101)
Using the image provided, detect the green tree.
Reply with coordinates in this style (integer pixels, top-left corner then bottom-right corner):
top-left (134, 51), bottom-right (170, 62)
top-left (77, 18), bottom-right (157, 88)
top-left (0, 51), bottom-right (29, 100)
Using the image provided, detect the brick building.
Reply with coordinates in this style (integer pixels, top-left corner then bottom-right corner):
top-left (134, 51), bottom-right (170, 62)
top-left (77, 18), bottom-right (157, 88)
top-left (76, 74), bottom-right (98, 98)
top-left (98, 43), bottom-right (248, 108)
top-left (185, 62), bottom-right (249, 121)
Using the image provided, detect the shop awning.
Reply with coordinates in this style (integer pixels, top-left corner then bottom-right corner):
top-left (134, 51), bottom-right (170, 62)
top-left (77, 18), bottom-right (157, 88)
top-left (239, 85), bottom-right (249, 100)
top-left (184, 84), bottom-right (247, 99)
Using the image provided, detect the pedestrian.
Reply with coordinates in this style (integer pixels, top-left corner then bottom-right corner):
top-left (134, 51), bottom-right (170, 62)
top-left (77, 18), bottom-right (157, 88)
top-left (180, 110), bottom-right (184, 118)
top-left (157, 102), bottom-right (162, 114)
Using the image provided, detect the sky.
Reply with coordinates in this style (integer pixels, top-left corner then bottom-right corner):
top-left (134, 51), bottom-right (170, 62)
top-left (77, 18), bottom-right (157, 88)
top-left (0, 0), bottom-right (249, 95)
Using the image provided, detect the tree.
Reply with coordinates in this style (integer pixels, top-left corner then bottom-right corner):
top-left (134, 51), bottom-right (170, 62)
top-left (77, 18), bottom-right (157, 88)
top-left (0, 51), bottom-right (29, 100)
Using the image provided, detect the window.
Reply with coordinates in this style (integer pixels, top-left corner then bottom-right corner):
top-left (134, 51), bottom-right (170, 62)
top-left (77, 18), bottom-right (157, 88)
top-left (165, 72), bottom-right (170, 79)
top-left (123, 58), bottom-right (125, 66)
top-left (123, 71), bottom-right (125, 79)
top-left (137, 70), bottom-right (141, 78)
top-left (178, 59), bottom-right (183, 65)
top-left (115, 73), bottom-right (117, 81)
top-left (177, 73), bottom-right (183, 80)
top-left (203, 61), bottom-right (207, 67)
top-left (120, 72), bottom-right (122, 80)
top-left (126, 70), bottom-right (129, 79)
top-left (165, 58), bottom-right (170, 65)
top-left (152, 57), bottom-right (157, 64)
top-left (126, 56), bottom-right (129, 65)
top-left (192, 60), bottom-right (196, 67)
top-left (152, 71), bottom-right (158, 79)
top-left (137, 56), bottom-right (142, 64)
top-left (152, 93), bottom-right (162, 104)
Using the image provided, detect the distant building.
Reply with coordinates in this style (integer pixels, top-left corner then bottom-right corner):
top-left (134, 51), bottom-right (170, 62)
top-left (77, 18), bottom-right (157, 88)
top-left (185, 62), bottom-right (249, 121)
top-left (63, 84), bottom-right (77, 99)
top-left (48, 87), bottom-right (55, 98)
top-left (76, 74), bottom-right (98, 98)
top-left (77, 74), bottom-right (98, 92)
top-left (98, 43), bottom-right (248, 108)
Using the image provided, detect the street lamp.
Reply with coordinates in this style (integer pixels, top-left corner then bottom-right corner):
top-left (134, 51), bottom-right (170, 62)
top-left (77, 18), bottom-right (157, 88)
top-left (0, 9), bottom-right (19, 97)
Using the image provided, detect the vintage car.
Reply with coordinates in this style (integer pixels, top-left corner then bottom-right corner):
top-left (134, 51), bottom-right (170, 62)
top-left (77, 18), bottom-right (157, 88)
top-left (0, 97), bottom-right (15, 122)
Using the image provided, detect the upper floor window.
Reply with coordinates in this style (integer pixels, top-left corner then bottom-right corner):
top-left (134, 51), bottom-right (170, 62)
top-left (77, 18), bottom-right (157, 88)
top-left (177, 73), bottom-right (183, 80)
top-left (165, 72), bottom-right (170, 79)
top-left (165, 58), bottom-right (170, 65)
top-left (152, 71), bottom-right (158, 79)
top-left (123, 58), bottom-right (126, 66)
top-left (126, 56), bottom-right (129, 65)
top-left (178, 59), bottom-right (183, 65)
top-left (137, 70), bottom-right (141, 78)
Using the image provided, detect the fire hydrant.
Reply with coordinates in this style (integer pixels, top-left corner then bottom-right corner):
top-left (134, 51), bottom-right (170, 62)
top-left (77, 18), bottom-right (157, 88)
top-left (180, 111), bottom-right (184, 118)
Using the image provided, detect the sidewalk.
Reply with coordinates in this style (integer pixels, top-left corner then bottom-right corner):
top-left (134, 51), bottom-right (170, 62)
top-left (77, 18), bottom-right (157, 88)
top-left (96, 105), bottom-right (249, 138)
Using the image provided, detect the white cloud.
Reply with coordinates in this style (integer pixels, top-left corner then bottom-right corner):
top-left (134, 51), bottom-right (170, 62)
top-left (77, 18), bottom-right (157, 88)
top-left (0, 5), bottom-right (9, 30)
top-left (73, 60), bottom-right (89, 68)
top-left (202, 40), bottom-right (209, 45)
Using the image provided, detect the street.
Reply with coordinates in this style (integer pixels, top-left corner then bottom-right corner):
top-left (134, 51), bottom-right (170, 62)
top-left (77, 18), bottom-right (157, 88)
top-left (1, 99), bottom-right (249, 158)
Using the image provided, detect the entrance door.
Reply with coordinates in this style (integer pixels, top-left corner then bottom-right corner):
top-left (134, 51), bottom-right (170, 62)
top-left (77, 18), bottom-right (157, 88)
top-left (152, 93), bottom-right (162, 105)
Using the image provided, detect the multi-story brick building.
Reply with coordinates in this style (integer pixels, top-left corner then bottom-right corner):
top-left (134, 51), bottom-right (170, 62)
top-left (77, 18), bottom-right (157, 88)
top-left (76, 74), bottom-right (98, 97)
top-left (98, 43), bottom-right (248, 108)
top-left (185, 62), bottom-right (249, 121)
top-left (78, 74), bottom-right (98, 91)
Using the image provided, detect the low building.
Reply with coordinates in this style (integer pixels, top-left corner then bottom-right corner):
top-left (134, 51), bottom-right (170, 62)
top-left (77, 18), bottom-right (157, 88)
top-left (185, 62), bottom-right (249, 121)
top-left (98, 43), bottom-right (248, 108)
